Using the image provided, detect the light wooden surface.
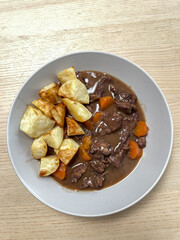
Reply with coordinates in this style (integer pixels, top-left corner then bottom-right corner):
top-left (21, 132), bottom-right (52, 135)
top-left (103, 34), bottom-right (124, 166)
top-left (0, 0), bottom-right (180, 239)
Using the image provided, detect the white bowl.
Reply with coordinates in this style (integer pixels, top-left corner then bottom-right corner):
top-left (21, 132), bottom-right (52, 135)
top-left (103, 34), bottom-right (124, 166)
top-left (7, 51), bottom-right (173, 217)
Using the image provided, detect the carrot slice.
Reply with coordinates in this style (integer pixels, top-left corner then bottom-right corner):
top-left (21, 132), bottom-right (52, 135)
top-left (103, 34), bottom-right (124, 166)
top-left (99, 96), bottom-right (114, 110)
top-left (128, 140), bottom-right (142, 159)
top-left (52, 162), bottom-right (66, 180)
top-left (93, 112), bottom-right (103, 125)
top-left (133, 121), bottom-right (149, 137)
top-left (84, 119), bottom-right (93, 130)
top-left (82, 135), bottom-right (92, 151)
top-left (79, 146), bottom-right (91, 161)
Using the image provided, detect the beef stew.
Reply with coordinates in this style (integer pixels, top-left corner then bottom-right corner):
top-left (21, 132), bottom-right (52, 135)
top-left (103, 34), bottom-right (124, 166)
top-left (52, 71), bottom-right (148, 190)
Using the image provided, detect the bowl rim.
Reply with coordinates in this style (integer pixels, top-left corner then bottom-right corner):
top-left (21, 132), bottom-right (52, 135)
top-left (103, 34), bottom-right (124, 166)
top-left (6, 51), bottom-right (173, 217)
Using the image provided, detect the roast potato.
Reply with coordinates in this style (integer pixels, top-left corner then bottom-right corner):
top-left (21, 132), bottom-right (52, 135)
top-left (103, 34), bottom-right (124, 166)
top-left (39, 82), bottom-right (61, 104)
top-left (56, 67), bottom-right (77, 84)
top-left (20, 106), bottom-right (55, 138)
top-left (32, 99), bottom-right (54, 119)
top-left (62, 98), bottom-right (92, 122)
top-left (31, 136), bottom-right (47, 160)
top-left (56, 138), bottom-right (79, 165)
top-left (43, 126), bottom-right (63, 149)
top-left (58, 79), bottom-right (89, 104)
top-left (39, 155), bottom-right (59, 177)
top-left (66, 117), bottom-right (85, 136)
top-left (51, 102), bottom-right (66, 127)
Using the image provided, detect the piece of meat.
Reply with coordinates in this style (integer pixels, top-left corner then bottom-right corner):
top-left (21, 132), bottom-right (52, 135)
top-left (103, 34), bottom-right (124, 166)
top-left (105, 112), bottom-right (122, 133)
top-left (89, 75), bottom-right (112, 102)
top-left (120, 92), bottom-right (136, 104)
top-left (136, 136), bottom-right (146, 148)
top-left (89, 78), bottom-right (105, 102)
top-left (90, 160), bottom-right (107, 173)
top-left (115, 92), bottom-right (137, 114)
top-left (122, 113), bottom-right (138, 132)
top-left (107, 149), bottom-right (124, 168)
top-left (90, 141), bottom-right (112, 156)
top-left (69, 163), bottom-right (88, 183)
top-left (116, 100), bottom-right (136, 114)
top-left (81, 173), bottom-right (105, 189)
top-left (94, 112), bottom-right (122, 136)
top-left (117, 113), bottom-right (138, 145)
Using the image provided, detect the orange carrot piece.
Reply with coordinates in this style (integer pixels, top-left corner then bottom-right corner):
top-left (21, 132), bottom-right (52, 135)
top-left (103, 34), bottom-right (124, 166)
top-left (84, 119), bottom-right (93, 131)
top-left (133, 121), bottom-right (149, 137)
top-left (93, 112), bottom-right (103, 125)
top-left (79, 146), bottom-right (91, 161)
top-left (52, 162), bottom-right (66, 180)
top-left (99, 96), bottom-right (114, 110)
top-left (82, 135), bottom-right (92, 151)
top-left (128, 140), bottom-right (142, 159)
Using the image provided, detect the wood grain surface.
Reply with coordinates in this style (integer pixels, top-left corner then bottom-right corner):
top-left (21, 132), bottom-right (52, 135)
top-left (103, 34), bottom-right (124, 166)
top-left (0, 0), bottom-right (180, 239)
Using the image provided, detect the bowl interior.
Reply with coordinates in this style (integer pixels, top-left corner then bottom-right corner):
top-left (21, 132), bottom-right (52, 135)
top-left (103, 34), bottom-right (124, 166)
top-left (7, 52), bottom-right (173, 217)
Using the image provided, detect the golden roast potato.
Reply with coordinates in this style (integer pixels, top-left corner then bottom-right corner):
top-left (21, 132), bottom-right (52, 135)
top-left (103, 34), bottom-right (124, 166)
top-left (66, 117), bottom-right (85, 136)
top-left (62, 98), bottom-right (92, 122)
top-left (51, 102), bottom-right (66, 127)
top-left (31, 136), bottom-right (47, 159)
top-left (58, 79), bottom-right (89, 104)
top-left (32, 99), bottom-right (54, 119)
top-left (43, 126), bottom-right (63, 149)
top-left (39, 82), bottom-right (61, 104)
top-left (39, 155), bottom-right (59, 177)
top-left (56, 67), bottom-right (77, 84)
top-left (20, 106), bottom-right (55, 138)
top-left (56, 138), bottom-right (79, 165)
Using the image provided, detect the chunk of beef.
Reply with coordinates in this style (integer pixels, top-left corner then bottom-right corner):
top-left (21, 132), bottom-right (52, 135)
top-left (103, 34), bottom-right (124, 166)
top-left (123, 113), bottom-right (138, 132)
top-left (69, 163), bottom-right (88, 183)
top-left (90, 141), bottom-right (112, 156)
top-left (89, 79), bottom-right (105, 102)
top-left (92, 152), bottom-right (105, 161)
top-left (118, 113), bottom-right (138, 144)
top-left (115, 92), bottom-right (137, 114)
top-left (116, 100), bottom-right (136, 114)
top-left (89, 76), bottom-right (112, 102)
top-left (107, 149), bottom-right (124, 168)
top-left (136, 136), bottom-right (146, 148)
top-left (90, 160), bottom-right (107, 173)
top-left (81, 173), bottom-right (105, 189)
top-left (118, 129), bottom-right (130, 144)
top-left (120, 93), bottom-right (136, 104)
top-left (105, 112), bottom-right (122, 133)
top-left (94, 112), bottom-right (122, 136)
top-left (90, 140), bottom-right (112, 164)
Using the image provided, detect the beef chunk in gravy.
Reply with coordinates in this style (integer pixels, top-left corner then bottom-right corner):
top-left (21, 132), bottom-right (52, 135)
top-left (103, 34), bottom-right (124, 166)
top-left (90, 160), bottom-right (107, 173)
top-left (81, 173), bottom-right (105, 189)
top-left (94, 112), bottom-right (122, 136)
top-left (136, 136), bottom-right (146, 148)
top-left (69, 163), bottom-right (88, 183)
top-left (116, 101), bottom-right (136, 114)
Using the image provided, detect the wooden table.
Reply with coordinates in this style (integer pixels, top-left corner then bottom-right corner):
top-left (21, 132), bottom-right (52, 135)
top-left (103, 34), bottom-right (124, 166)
top-left (1, 1), bottom-right (180, 239)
